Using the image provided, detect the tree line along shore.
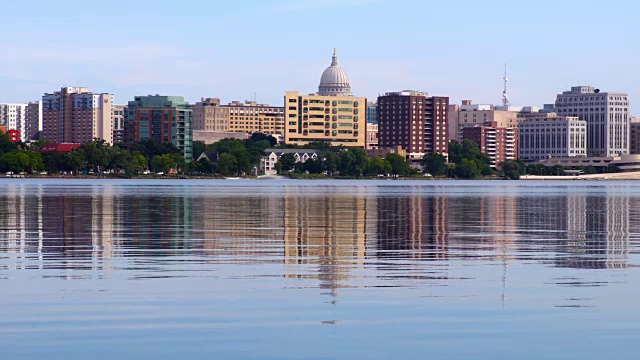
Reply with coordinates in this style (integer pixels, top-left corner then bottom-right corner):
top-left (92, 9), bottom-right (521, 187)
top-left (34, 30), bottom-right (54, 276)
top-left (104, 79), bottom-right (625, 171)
top-left (0, 132), bottom-right (624, 180)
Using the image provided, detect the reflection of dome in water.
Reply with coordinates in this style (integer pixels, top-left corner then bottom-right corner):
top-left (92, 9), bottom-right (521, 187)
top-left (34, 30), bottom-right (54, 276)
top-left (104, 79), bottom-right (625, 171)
top-left (318, 49), bottom-right (352, 96)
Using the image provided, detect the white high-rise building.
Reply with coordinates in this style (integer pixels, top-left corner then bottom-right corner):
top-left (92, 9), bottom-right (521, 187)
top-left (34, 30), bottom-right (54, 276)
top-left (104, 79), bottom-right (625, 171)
top-left (0, 103), bottom-right (28, 141)
top-left (518, 116), bottom-right (587, 161)
top-left (554, 86), bottom-right (629, 156)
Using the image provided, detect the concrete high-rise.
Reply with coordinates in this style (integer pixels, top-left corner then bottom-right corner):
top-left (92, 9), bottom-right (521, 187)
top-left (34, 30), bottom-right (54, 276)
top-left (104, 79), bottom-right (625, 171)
top-left (378, 90), bottom-right (449, 161)
top-left (554, 86), bottom-right (629, 156)
top-left (42, 87), bottom-right (113, 144)
top-left (124, 95), bottom-right (193, 162)
top-left (518, 116), bottom-right (587, 161)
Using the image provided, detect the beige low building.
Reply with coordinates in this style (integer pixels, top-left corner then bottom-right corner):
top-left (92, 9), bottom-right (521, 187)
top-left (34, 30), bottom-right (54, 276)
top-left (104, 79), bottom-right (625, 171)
top-left (225, 101), bottom-right (284, 140)
top-left (193, 130), bottom-right (248, 145)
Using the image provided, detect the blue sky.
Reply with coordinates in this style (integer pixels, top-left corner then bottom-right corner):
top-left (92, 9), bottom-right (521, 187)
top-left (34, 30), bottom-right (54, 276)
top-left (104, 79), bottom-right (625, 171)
top-left (0, 0), bottom-right (638, 114)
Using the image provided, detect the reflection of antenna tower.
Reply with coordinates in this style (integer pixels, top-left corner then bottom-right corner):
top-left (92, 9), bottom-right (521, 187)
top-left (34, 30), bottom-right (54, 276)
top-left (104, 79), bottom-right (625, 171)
top-left (502, 63), bottom-right (510, 107)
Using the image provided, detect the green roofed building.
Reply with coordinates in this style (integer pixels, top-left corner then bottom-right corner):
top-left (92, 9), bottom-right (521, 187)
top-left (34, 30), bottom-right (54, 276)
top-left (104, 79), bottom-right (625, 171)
top-left (125, 95), bottom-right (193, 162)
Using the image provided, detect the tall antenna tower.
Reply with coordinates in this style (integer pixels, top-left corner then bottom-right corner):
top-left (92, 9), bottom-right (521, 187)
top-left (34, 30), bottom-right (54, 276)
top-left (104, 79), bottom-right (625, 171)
top-left (502, 63), bottom-right (510, 107)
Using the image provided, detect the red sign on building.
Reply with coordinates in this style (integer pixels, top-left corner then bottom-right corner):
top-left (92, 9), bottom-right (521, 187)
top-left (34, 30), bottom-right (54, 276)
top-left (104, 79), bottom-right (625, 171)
top-left (7, 130), bottom-right (19, 143)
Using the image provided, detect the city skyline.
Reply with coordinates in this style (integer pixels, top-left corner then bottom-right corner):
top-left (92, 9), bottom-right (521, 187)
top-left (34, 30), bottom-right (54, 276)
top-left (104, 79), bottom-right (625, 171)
top-left (0, 0), bottom-right (637, 115)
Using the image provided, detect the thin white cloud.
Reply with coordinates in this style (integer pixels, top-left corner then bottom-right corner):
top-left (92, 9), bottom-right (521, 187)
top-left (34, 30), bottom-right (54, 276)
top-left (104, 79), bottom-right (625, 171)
top-left (275, 0), bottom-right (383, 12)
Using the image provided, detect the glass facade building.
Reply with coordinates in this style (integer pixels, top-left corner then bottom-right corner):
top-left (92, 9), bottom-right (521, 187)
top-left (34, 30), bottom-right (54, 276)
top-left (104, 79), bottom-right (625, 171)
top-left (125, 95), bottom-right (193, 162)
top-left (366, 102), bottom-right (378, 124)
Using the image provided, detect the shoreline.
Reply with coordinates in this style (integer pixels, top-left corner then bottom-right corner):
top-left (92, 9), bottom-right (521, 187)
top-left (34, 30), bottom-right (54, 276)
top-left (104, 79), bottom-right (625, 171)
top-left (3, 172), bottom-right (640, 181)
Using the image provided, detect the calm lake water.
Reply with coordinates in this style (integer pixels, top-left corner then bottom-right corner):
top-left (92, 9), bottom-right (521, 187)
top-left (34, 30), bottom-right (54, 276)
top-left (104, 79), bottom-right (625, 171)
top-left (1, 179), bottom-right (640, 359)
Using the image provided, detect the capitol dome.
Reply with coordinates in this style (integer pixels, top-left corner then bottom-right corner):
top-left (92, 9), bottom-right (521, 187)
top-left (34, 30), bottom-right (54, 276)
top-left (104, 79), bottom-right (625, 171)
top-left (318, 49), bottom-right (352, 96)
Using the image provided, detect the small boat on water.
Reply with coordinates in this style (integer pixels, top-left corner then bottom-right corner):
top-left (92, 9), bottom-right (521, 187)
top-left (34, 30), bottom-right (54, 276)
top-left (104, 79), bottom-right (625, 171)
top-left (224, 177), bottom-right (242, 180)
top-left (257, 175), bottom-right (287, 180)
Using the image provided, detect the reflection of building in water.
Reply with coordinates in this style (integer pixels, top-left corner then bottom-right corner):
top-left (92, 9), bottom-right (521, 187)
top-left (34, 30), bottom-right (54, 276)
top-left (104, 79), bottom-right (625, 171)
top-left (446, 195), bottom-right (518, 260)
top-left (376, 195), bottom-right (449, 260)
top-left (124, 194), bottom-right (192, 251)
top-left (190, 195), bottom-right (285, 259)
top-left (0, 186), bottom-right (197, 271)
top-left (283, 187), bottom-right (369, 295)
top-left (517, 194), bottom-right (629, 269)
top-left (0, 185), bottom-right (44, 268)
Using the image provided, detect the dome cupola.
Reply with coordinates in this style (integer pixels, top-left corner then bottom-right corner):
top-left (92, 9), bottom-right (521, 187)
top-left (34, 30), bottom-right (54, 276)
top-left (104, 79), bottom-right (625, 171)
top-left (318, 49), bottom-right (352, 96)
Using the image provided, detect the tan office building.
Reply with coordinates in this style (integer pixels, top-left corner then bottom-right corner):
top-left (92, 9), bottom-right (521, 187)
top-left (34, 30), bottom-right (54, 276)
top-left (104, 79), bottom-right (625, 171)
top-left (451, 100), bottom-right (543, 141)
top-left (192, 98), bottom-right (230, 132)
top-left (284, 50), bottom-right (366, 147)
top-left (225, 101), bottom-right (284, 139)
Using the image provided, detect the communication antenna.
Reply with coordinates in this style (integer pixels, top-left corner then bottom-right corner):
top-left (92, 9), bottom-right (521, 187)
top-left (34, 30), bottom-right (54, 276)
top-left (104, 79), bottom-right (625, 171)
top-left (502, 63), bottom-right (510, 107)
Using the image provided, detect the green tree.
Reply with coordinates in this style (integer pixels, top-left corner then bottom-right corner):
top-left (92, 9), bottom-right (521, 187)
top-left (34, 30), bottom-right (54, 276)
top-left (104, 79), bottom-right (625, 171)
top-left (455, 158), bottom-right (481, 179)
top-left (366, 156), bottom-right (391, 176)
top-left (321, 151), bottom-right (339, 175)
top-left (170, 153), bottom-right (185, 173)
top-left (192, 141), bottom-right (206, 161)
top-left (216, 153), bottom-right (238, 175)
top-left (210, 138), bottom-right (253, 174)
top-left (150, 154), bottom-right (175, 173)
top-left (386, 153), bottom-right (410, 177)
top-left (0, 151), bottom-right (26, 173)
top-left (247, 133), bottom-right (277, 147)
top-left (499, 160), bottom-right (521, 180)
top-left (64, 151), bottom-right (85, 174)
top-left (276, 153), bottom-right (297, 173)
top-left (421, 153), bottom-right (447, 176)
top-left (42, 151), bottom-right (64, 174)
top-left (0, 132), bottom-right (17, 154)
top-left (25, 151), bottom-right (44, 173)
top-left (129, 138), bottom-right (180, 166)
top-left (197, 158), bottom-right (214, 174)
top-left (79, 141), bottom-right (110, 172)
top-left (106, 146), bottom-right (130, 173)
top-left (448, 140), bottom-right (493, 176)
top-left (337, 150), bottom-right (356, 176)
top-left (302, 158), bottom-right (324, 174)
